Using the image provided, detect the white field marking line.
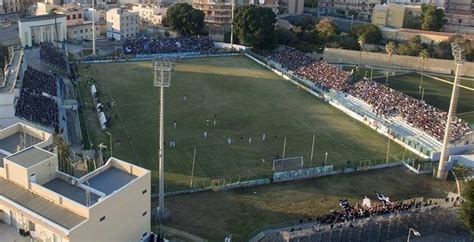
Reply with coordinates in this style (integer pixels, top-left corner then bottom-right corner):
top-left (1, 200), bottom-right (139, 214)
top-left (419, 72), bottom-right (474, 91)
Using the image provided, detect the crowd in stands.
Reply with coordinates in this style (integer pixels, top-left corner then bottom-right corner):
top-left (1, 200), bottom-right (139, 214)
top-left (267, 46), bottom-right (350, 91)
top-left (40, 43), bottom-right (67, 70)
top-left (15, 66), bottom-right (59, 128)
top-left (122, 36), bottom-right (216, 55)
top-left (16, 91), bottom-right (59, 128)
top-left (266, 45), bottom-right (470, 143)
top-left (22, 66), bottom-right (58, 96)
top-left (349, 79), bottom-right (470, 143)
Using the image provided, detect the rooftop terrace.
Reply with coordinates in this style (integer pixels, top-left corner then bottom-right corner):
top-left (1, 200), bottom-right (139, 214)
top-left (6, 146), bottom-right (54, 168)
top-left (0, 132), bottom-right (42, 155)
top-left (0, 178), bottom-right (86, 230)
top-left (43, 178), bottom-right (101, 206)
top-left (86, 167), bottom-right (137, 195)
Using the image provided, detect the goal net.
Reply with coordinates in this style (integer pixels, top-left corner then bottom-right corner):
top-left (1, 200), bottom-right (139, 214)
top-left (273, 156), bottom-right (304, 171)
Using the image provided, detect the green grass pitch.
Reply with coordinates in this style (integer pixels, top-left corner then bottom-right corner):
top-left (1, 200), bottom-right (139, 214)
top-left (374, 73), bottom-right (474, 124)
top-left (77, 55), bottom-right (417, 191)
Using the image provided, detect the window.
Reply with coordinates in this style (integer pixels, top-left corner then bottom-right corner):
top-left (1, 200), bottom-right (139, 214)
top-left (78, 13), bottom-right (82, 19)
top-left (73, 14), bottom-right (76, 19)
top-left (85, 28), bottom-right (88, 32)
top-left (458, 19), bottom-right (462, 24)
top-left (142, 211), bottom-right (147, 216)
top-left (28, 220), bottom-right (36, 231)
top-left (100, 216), bottom-right (106, 222)
top-left (142, 189), bottom-right (147, 194)
top-left (67, 15), bottom-right (71, 20)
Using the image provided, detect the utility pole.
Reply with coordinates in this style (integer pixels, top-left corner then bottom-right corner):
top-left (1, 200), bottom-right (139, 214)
top-left (437, 42), bottom-right (465, 179)
top-left (230, 0), bottom-right (235, 49)
top-left (190, 147), bottom-right (197, 188)
top-left (92, 0), bottom-right (96, 56)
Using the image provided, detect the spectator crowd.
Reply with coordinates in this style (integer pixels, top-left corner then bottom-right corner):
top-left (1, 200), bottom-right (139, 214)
top-left (15, 66), bottom-right (59, 128)
top-left (267, 46), bottom-right (350, 91)
top-left (266, 45), bottom-right (470, 143)
top-left (40, 43), bottom-right (67, 70)
top-left (122, 36), bottom-right (216, 55)
top-left (22, 66), bottom-right (58, 96)
top-left (349, 79), bottom-right (470, 143)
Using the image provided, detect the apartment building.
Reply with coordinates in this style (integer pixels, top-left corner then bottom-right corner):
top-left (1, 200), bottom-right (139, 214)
top-left (371, 3), bottom-right (422, 29)
top-left (0, 122), bottom-right (152, 242)
top-left (444, 0), bottom-right (474, 34)
top-left (318, 0), bottom-right (380, 19)
top-left (131, 4), bottom-right (167, 25)
top-left (1, 0), bottom-right (19, 13)
top-left (106, 7), bottom-right (139, 40)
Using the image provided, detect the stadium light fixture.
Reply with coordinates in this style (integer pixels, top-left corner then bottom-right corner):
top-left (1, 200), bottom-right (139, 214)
top-left (407, 228), bottom-right (421, 242)
top-left (106, 132), bottom-right (112, 157)
top-left (437, 42), bottom-right (465, 180)
top-left (154, 57), bottom-right (175, 221)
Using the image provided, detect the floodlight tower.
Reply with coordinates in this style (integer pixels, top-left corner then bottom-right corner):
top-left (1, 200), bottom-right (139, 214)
top-left (230, 0), bottom-right (235, 49)
top-left (92, 0), bottom-right (96, 56)
top-left (154, 57), bottom-right (175, 220)
top-left (436, 42), bottom-right (465, 179)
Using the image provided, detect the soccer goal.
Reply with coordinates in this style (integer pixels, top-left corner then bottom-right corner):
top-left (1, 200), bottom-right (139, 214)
top-left (273, 156), bottom-right (304, 171)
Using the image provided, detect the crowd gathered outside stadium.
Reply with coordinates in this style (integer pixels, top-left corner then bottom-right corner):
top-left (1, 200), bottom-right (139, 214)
top-left (40, 42), bottom-right (68, 70)
top-left (266, 46), bottom-right (471, 144)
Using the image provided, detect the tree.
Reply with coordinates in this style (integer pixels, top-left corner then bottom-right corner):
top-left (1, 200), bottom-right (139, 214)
top-left (420, 4), bottom-right (447, 32)
top-left (315, 17), bottom-right (340, 41)
top-left (352, 24), bottom-right (383, 44)
top-left (166, 3), bottom-right (205, 35)
top-left (53, 134), bottom-right (72, 175)
top-left (397, 36), bottom-right (423, 56)
top-left (460, 180), bottom-right (474, 233)
top-left (234, 5), bottom-right (276, 50)
top-left (274, 28), bottom-right (298, 46)
top-left (385, 41), bottom-right (396, 83)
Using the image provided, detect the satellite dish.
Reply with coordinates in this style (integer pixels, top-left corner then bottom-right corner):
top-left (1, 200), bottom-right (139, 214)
top-left (259, 0), bottom-right (265, 4)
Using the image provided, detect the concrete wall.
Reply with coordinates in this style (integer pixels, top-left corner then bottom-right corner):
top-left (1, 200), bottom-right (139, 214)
top-left (4, 160), bottom-right (28, 188)
top-left (323, 48), bottom-right (474, 76)
top-left (69, 171), bottom-right (151, 242)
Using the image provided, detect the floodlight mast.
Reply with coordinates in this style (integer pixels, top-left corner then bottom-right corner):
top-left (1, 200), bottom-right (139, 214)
top-left (154, 57), bottom-right (175, 220)
top-left (436, 42), bottom-right (465, 179)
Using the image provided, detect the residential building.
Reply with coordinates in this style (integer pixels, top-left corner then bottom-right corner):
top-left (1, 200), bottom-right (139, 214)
top-left (279, 0), bottom-right (304, 14)
top-left (131, 4), bottom-right (167, 25)
top-left (194, 0), bottom-right (279, 40)
top-left (1, 0), bottom-right (19, 13)
top-left (0, 0), bottom-right (4, 14)
top-left (444, 0), bottom-right (474, 34)
top-left (18, 14), bottom-right (67, 47)
top-left (0, 122), bottom-right (152, 242)
top-left (318, 0), bottom-right (381, 20)
top-left (372, 3), bottom-right (422, 29)
top-left (106, 7), bottom-right (139, 40)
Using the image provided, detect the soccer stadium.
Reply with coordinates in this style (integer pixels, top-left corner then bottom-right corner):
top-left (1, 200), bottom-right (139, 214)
top-left (1, 30), bottom-right (473, 241)
top-left (76, 51), bottom-right (420, 192)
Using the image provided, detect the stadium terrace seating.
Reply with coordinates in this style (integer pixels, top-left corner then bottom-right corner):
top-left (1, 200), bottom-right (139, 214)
top-left (15, 66), bottom-right (59, 128)
top-left (40, 42), bottom-right (68, 70)
top-left (22, 66), bottom-right (58, 97)
top-left (15, 90), bottom-right (59, 128)
top-left (122, 36), bottom-right (216, 55)
top-left (349, 79), bottom-right (470, 143)
top-left (266, 45), bottom-right (471, 143)
top-left (267, 46), bottom-right (351, 91)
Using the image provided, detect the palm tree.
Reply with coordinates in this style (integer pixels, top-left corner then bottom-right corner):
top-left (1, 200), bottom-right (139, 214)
top-left (418, 49), bottom-right (429, 95)
top-left (358, 35), bottom-right (366, 77)
top-left (385, 41), bottom-right (396, 83)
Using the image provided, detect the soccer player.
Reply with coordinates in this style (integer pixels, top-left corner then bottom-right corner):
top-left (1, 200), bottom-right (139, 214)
top-left (173, 120), bottom-right (177, 129)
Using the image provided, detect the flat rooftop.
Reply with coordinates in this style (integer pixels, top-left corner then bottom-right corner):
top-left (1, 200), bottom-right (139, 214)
top-left (86, 167), bottom-right (137, 195)
top-left (0, 178), bottom-right (86, 230)
top-left (0, 132), bottom-right (42, 154)
top-left (19, 14), bottom-right (67, 23)
top-left (7, 146), bottom-right (54, 168)
top-left (43, 178), bottom-right (100, 206)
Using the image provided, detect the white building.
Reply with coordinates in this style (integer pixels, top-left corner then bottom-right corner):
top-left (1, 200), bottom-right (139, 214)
top-left (0, 122), bottom-right (152, 242)
top-left (106, 7), bottom-right (139, 40)
top-left (131, 4), bottom-right (166, 25)
top-left (18, 14), bottom-right (67, 48)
